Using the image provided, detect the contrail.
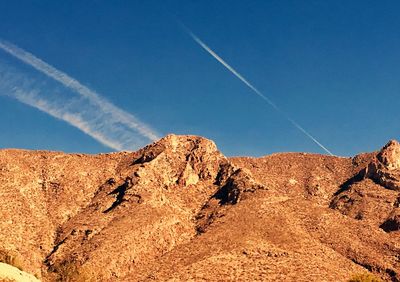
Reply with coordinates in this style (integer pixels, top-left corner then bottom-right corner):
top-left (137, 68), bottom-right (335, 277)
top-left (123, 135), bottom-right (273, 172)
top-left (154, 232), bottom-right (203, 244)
top-left (12, 88), bottom-right (126, 151)
top-left (0, 64), bottom-right (153, 151)
top-left (182, 26), bottom-right (333, 156)
top-left (0, 40), bottom-right (160, 142)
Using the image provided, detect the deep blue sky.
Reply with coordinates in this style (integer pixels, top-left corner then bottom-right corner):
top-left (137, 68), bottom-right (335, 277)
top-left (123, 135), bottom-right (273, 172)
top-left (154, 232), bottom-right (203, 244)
top-left (0, 1), bottom-right (399, 156)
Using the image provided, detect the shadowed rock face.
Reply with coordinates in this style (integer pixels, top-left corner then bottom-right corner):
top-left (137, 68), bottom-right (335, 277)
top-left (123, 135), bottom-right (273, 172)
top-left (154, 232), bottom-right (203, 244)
top-left (1, 135), bottom-right (400, 281)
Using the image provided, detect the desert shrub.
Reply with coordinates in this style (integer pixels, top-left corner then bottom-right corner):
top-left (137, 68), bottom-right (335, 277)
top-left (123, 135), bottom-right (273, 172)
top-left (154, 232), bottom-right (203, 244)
top-left (348, 273), bottom-right (382, 282)
top-left (0, 250), bottom-right (24, 271)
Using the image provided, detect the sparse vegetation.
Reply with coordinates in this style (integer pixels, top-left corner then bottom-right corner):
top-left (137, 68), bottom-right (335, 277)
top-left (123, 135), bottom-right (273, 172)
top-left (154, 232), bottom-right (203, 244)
top-left (348, 273), bottom-right (382, 282)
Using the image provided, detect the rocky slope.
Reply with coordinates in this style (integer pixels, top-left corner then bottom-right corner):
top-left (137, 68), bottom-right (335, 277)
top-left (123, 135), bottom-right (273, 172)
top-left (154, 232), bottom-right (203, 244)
top-left (1, 135), bottom-right (400, 281)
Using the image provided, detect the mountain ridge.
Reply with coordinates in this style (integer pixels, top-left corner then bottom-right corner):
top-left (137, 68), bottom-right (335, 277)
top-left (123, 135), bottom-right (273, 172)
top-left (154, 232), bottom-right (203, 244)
top-left (1, 135), bottom-right (399, 281)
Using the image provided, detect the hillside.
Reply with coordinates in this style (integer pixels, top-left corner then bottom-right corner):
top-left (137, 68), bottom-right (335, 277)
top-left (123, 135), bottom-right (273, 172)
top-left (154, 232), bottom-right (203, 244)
top-left (1, 135), bottom-right (400, 281)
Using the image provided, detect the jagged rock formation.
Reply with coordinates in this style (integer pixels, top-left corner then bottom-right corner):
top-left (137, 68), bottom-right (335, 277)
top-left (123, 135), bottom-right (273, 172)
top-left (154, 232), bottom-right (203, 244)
top-left (367, 140), bottom-right (400, 191)
top-left (1, 135), bottom-right (400, 281)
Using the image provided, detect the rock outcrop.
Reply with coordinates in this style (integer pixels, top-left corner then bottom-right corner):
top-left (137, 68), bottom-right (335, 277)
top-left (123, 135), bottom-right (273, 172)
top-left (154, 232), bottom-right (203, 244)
top-left (366, 140), bottom-right (400, 191)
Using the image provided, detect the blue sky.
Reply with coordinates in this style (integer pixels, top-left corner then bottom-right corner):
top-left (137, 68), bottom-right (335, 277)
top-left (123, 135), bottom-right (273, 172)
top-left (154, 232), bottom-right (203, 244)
top-left (0, 1), bottom-right (399, 156)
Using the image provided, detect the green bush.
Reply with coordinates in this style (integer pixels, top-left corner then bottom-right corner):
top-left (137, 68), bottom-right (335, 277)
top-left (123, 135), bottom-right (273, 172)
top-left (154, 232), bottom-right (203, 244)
top-left (348, 273), bottom-right (382, 282)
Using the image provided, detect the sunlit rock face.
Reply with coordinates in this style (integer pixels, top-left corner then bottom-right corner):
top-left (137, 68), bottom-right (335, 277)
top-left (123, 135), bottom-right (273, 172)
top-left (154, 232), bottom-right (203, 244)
top-left (377, 140), bottom-right (400, 170)
top-left (367, 140), bottom-right (400, 191)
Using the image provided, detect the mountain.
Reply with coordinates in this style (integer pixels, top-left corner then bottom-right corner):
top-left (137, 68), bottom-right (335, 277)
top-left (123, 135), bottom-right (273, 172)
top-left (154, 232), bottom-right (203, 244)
top-left (1, 135), bottom-right (399, 281)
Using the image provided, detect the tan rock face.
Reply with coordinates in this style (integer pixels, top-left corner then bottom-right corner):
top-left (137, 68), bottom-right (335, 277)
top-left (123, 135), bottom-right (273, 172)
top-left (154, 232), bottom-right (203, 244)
top-left (377, 140), bottom-right (400, 170)
top-left (366, 140), bottom-right (400, 191)
top-left (1, 135), bottom-right (400, 281)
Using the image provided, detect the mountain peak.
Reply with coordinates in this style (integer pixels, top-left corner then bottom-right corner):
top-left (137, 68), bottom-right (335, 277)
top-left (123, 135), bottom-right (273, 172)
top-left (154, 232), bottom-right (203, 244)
top-left (365, 139), bottom-right (400, 191)
top-left (159, 134), bottom-right (218, 151)
top-left (377, 139), bottom-right (400, 170)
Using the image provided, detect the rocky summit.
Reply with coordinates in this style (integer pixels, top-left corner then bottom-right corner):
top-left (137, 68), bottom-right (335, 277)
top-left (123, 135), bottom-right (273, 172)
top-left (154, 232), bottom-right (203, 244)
top-left (1, 135), bottom-right (400, 281)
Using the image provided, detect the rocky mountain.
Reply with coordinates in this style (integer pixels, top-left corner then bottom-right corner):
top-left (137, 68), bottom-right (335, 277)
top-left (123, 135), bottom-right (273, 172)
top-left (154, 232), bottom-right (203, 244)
top-left (1, 135), bottom-right (400, 281)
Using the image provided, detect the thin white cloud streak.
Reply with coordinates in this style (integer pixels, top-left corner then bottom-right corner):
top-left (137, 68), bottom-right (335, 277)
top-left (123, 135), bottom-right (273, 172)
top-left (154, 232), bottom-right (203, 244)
top-left (183, 27), bottom-right (334, 156)
top-left (0, 45), bottom-right (158, 151)
top-left (0, 65), bottom-right (144, 150)
top-left (0, 40), bottom-right (160, 142)
top-left (12, 88), bottom-right (126, 151)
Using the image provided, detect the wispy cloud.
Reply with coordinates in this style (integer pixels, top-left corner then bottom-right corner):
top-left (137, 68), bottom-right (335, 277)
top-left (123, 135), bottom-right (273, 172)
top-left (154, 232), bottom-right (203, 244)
top-left (13, 88), bottom-right (126, 150)
top-left (0, 40), bottom-right (160, 151)
top-left (181, 24), bottom-right (334, 156)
